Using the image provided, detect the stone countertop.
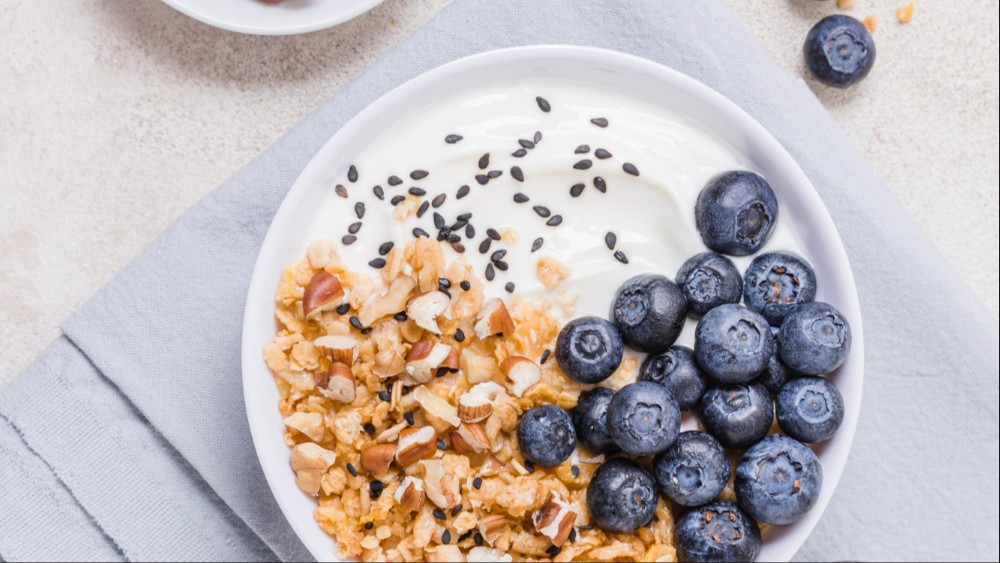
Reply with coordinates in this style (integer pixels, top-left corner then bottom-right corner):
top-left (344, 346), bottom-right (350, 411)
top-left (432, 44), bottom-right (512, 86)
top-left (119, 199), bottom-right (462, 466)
top-left (1, 0), bottom-right (997, 387)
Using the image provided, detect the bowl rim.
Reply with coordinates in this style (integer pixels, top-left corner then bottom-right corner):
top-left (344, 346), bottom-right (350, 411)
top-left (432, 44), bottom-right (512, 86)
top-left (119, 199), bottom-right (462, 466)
top-left (241, 44), bottom-right (865, 562)
top-left (159, 0), bottom-right (385, 35)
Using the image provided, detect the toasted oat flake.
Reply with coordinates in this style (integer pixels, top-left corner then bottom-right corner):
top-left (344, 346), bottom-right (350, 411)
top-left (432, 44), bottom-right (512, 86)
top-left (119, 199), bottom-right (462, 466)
top-left (896, 2), bottom-right (914, 23)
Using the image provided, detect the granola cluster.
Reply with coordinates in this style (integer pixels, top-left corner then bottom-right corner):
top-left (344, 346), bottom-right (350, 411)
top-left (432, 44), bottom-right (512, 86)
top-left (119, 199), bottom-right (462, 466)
top-left (264, 237), bottom-right (680, 562)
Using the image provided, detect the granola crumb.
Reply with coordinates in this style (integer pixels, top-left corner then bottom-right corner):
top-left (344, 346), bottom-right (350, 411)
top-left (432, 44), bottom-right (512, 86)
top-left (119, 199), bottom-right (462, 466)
top-left (896, 2), bottom-right (914, 23)
top-left (863, 14), bottom-right (877, 32)
top-left (837, 0), bottom-right (854, 9)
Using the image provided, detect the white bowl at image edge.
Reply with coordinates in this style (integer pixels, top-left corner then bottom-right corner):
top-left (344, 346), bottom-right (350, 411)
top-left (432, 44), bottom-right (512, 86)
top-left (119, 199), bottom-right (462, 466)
top-left (160, 0), bottom-right (385, 35)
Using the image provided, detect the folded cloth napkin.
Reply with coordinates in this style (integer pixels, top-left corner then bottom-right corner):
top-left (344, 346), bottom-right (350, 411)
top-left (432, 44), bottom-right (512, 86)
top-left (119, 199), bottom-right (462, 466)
top-left (2, 0), bottom-right (997, 561)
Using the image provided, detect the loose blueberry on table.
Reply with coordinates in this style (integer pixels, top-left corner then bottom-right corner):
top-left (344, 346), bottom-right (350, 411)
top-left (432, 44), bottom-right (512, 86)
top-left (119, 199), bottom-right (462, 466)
top-left (675, 251), bottom-right (744, 316)
top-left (735, 435), bottom-right (824, 525)
top-left (586, 458), bottom-right (659, 534)
top-left (516, 404), bottom-right (577, 468)
top-left (695, 170), bottom-right (778, 256)
top-left (606, 381), bottom-right (682, 456)
top-left (695, 304), bottom-right (775, 384)
top-left (776, 376), bottom-right (845, 443)
top-left (804, 14), bottom-right (877, 88)
top-left (638, 345), bottom-right (708, 411)
top-left (654, 431), bottom-right (730, 507)
top-left (675, 501), bottom-right (762, 563)
top-left (699, 382), bottom-right (774, 449)
top-left (571, 387), bottom-right (620, 455)
top-left (555, 316), bottom-right (624, 384)
top-left (778, 301), bottom-right (852, 375)
top-left (742, 251), bottom-right (817, 326)
top-left (609, 274), bottom-right (688, 354)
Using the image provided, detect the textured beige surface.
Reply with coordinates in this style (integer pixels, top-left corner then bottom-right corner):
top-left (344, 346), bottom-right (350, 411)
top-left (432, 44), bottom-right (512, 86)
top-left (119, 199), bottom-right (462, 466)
top-left (1, 0), bottom-right (997, 388)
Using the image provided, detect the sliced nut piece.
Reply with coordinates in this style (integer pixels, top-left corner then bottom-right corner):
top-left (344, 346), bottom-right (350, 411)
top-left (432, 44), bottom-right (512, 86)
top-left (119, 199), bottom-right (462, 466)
top-left (393, 476), bottom-right (426, 513)
top-left (395, 426), bottom-right (438, 466)
top-left (406, 291), bottom-right (451, 334)
top-left (316, 362), bottom-right (355, 403)
top-left (499, 356), bottom-right (542, 397)
top-left (532, 491), bottom-right (577, 547)
top-left (460, 347), bottom-right (500, 384)
top-left (290, 442), bottom-right (337, 496)
top-left (360, 443), bottom-right (397, 477)
top-left (373, 348), bottom-right (406, 379)
top-left (478, 455), bottom-right (505, 477)
top-left (359, 275), bottom-right (417, 326)
top-left (376, 420), bottom-right (410, 444)
top-left (404, 341), bottom-right (454, 384)
top-left (420, 459), bottom-right (461, 509)
top-left (303, 272), bottom-right (345, 318)
top-left (452, 423), bottom-right (490, 454)
top-left (477, 514), bottom-right (508, 546)
top-left (467, 547), bottom-right (512, 563)
top-left (473, 298), bottom-right (515, 339)
top-left (457, 382), bottom-right (505, 423)
top-left (283, 411), bottom-right (325, 442)
top-left (312, 334), bottom-right (359, 365)
top-left (413, 385), bottom-right (460, 427)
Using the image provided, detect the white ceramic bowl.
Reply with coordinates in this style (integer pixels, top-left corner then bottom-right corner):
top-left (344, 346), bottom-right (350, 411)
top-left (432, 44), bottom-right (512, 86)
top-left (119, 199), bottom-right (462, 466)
top-left (160, 0), bottom-right (384, 35)
top-left (242, 45), bottom-right (864, 562)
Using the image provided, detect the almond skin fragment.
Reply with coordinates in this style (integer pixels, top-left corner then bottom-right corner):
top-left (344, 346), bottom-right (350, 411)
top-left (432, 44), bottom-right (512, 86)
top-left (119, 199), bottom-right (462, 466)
top-left (303, 272), bottom-right (345, 318)
top-left (317, 362), bottom-right (355, 403)
top-left (360, 443), bottom-right (397, 477)
top-left (395, 426), bottom-right (438, 465)
top-left (406, 291), bottom-right (451, 334)
top-left (474, 298), bottom-right (515, 339)
top-left (393, 476), bottom-right (426, 513)
top-left (499, 356), bottom-right (541, 397)
top-left (452, 422), bottom-right (490, 454)
top-left (477, 514), bottom-right (508, 546)
top-left (404, 341), bottom-right (454, 384)
top-left (532, 491), bottom-right (577, 547)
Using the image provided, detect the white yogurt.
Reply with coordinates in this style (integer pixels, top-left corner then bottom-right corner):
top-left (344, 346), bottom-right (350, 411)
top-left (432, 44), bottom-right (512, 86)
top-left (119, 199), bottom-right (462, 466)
top-left (307, 78), bottom-right (804, 348)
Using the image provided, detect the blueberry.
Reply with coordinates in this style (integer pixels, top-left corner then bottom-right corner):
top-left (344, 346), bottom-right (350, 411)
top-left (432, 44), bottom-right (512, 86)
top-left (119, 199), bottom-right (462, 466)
top-left (695, 171), bottom-right (778, 256)
top-left (638, 346), bottom-right (708, 411)
top-left (516, 405), bottom-right (576, 467)
top-left (555, 316), bottom-right (623, 384)
top-left (571, 388), bottom-right (620, 455)
top-left (676, 252), bottom-right (743, 316)
top-left (699, 383), bottom-right (773, 449)
top-left (758, 352), bottom-right (801, 395)
top-left (607, 381), bottom-right (681, 456)
top-left (804, 15), bottom-right (876, 88)
top-left (778, 301), bottom-right (852, 375)
top-left (743, 251), bottom-right (817, 326)
top-left (609, 274), bottom-right (687, 354)
top-left (586, 458), bottom-right (658, 534)
top-left (675, 501), bottom-right (761, 563)
top-left (776, 376), bottom-right (844, 443)
top-left (654, 431), bottom-right (730, 507)
top-left (735, 435), bottom-right (823, 525)
top-left (694, 304), bottom-right (775, 383)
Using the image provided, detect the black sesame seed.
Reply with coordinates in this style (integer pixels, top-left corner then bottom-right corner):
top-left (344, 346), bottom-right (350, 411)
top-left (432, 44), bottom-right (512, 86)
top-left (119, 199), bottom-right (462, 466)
top-left (447, 233), bottom-right (462, 244)
top-left (513, 193), bottom-right (529, 203)
top-left (413, 227), bottom-right (430, 238)
top-left (441, 530), bottom-right (452, 545)
top-left (540, 349), bottom-right (551, 364)
top-left (573, 159), bottom-right (593, 170)
top-left (511, 166), bottom-right (524, 182)
top-left (460, 280), bottom-right (471, 291)
top-left (475, 174), bottom-right (489, 185)
top-left (534, 131), bottom-right (543, 143)
top-left (336, 303), bottom-right (351, 315)
top-left (578, 525), bottom-right (594, 531)
top-left (623, 162), bottom-right (640, 176)
top-left (465, 224), bottom-right (475, 239)
top-left (474, 533), bottom-right (484, 547)
top-left (434, 366), bottom-right (448, 378)
top-left (349, 315), bottom-right (362, 329)
top-left (458, 531), bottom-right (474, 543)
top-left (479, 238), bottom-right (492, 254)
top-left (369, 480), bottom-right (384, 499)
top-left (369, 258), bottom-right (386, 269)
top-left (591, 117), bottom-right (609, 127)
top-left (455, 328), bottom-right (465, 342)
top-left (531, 237), bottom-right (544, 253)
top-left (451, 242), bottom-right (466, 253)
top-left (364, 521), bottom-right (374, 531)
top-left (485, 263), bottom-right (495, 281)
top-left (403, 411), bottom-right (415, 426)
top-left (377, 389), bottom-right (390, 402)
top-left (490, 249), bottom-right (507, 263)
top-left (512, 148), bottom-right (528, 158)
top-left (533, 206), bottom-right (551, 218)
top-left (347, 221), bottom-right (362, 234)
top-left (346, 463), bottom-right (358, 477)
top-left (373, 185), bottom-right (384, 200)
top-left (433, 509), bottom-right (447, 520)
top-left (450, 504), bottom-right (463, 517)
top-left (363, 422), bottom-right (376, 436)
top-left (505, 282), bottom-right (515, 293)
top-left (473, 477), bottom-right (483, 490)
top-left (571, 465), bottom-right (580, 478)
top-left (388, 175), bottom-right (403, 186)
top-left (437, 438), bottom-right (447, 450)
top-left (478, 153), bottom-right (490, 170)
top-left (402, 386), bottom-right (411, 395)
top-left (342, 235), bottom-right (357, 245)
top-left (456, 185), bottom-right (470, 199)
top-left (524, 460), bottom-right (535, 474)
top-left (486, 228), bottom-right (501, 241)
top-left (409, 187), bottom-right (427, 196)
top-left (347, 165), bottom-right (359, 183)
top-left (546, 546), bottom-right (562, 558)
top-left (569, 183), bottom-right (585, 198)
top-left (546, 215), bottom-right (563, 227)
top-left (457, 212), bottom-right (472, 221)
top-left (594, 176), bottom-right (607, 193)
top-left (536, 96), bottom-right (551, 112)
top-left (495, 260), bottom-right (508, 271)
top-left (569, 528), bottom-right (577, 543)
top-left (605, 232), bottom-right (617, 249)
top-left (518, 139), bottom-right (535, 149)
top-left (445, 134), bottom-right (463, 144)
top-left (410, 169), bottom-right (429, 180)
top-left (595, 148), bottom-right (612, 159)
top-left (432, 193), bottom-right (446, 208)
top-left (335, 184), bottom-right (348, 198)
top-left (433, 212), bottom-right (446, 229)
top-left (575, 144), bottom-right (590, 154)
top-left (614, 250), bottom-right (629, 264)
top-left (379, 241), bottom-right (394, 256)
top-left (416, 201), bottom-right (429, 218)
top-left (390, 195), bottom-right (406, 206)
top-left (394, 311), bottom-right (408, 322)
top-left (438, 277), bottom-right (452, 290)
top-left (360, 326), bottom-right (373, 335)
top-left (487, 170), bottom-right (502, 179)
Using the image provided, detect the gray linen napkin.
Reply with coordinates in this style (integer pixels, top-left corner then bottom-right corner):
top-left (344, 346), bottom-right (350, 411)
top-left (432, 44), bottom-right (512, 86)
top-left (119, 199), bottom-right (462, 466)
top-left (2, 0), bottom-right (997, 561)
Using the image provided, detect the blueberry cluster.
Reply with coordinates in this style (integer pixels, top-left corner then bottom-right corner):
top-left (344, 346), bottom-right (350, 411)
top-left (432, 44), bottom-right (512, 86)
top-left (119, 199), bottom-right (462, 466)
top-left (515, 170), bottom-right (853, 562)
